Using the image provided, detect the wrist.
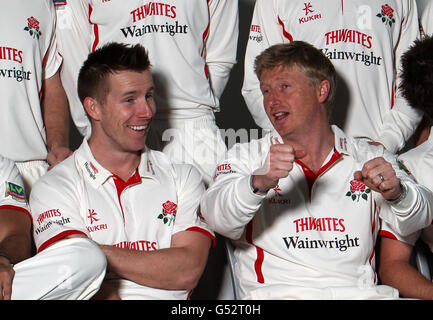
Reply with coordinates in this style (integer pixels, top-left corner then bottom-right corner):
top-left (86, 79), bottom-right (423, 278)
top-left (0, 253), bottom-right (11, 265)
top-left (250, 175), bottom-right (269, 196)
top-left (387, 181), bottom-right (408, 205)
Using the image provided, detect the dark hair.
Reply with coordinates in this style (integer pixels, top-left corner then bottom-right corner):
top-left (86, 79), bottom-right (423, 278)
top-left (400, 36), bottom-right (433, 119)
top-left (77, 42), bottom-right (151, 104)
top-left (254, 41), bottom-right (337, 114)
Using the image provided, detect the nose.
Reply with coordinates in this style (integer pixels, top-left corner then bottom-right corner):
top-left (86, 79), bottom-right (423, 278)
top-left (264, 89), bottom-right (281, 110)
top-left (137, 97), bottom-right (155, 119)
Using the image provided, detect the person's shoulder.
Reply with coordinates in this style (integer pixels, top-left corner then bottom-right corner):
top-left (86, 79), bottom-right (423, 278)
top-left (32, 154), bottom-right (79, 193)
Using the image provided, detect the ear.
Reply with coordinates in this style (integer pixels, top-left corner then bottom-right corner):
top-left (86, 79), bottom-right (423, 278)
top-left (83, 96), bottom-right (102, 121)
top-left (317, 80), bottom-right (331, 104)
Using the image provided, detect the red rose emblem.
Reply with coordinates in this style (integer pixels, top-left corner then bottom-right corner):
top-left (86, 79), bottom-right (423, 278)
top-left (381, 4), bottom-right (394, 18)
top-left (346, 179), bottom-right (370, 202)
top-left (24, 16), bottom-right (42, 39)
top-left (27, 17), bottom-right (40, 30)
top-left (350, 180), bottom-right (366, 192)
top-left (162, 201), bottom-right (177, 215)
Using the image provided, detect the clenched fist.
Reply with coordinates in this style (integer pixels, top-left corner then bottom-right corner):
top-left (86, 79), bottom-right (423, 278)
top-left (253, 139), bottom-right (305, 192)
top-left (354, 157), bottom-right (403, 201)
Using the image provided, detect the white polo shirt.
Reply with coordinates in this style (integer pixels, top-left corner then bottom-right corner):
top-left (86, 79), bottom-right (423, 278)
top-left (29, 139), bottom-right (214, 300)
top-left (242, 0), bottom-right (422, 153)
top-left (201, 126), bottom-right (433, 299)
top-left (0, 155), bottom-right (30, 219)
top-left (380, 128), bottom-right (433, 251)
top-left (0, 0), bottom-right (62, 161)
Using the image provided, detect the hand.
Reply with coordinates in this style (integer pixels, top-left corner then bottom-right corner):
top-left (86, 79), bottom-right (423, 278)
top-left (253, 139), bottom-right (305, 192)
top-left (47, 147), bottom-right (73, 170)
top-left (0, 256), bottom-right (14, 300)
top-left (354, 157), bottom-right (402, 201)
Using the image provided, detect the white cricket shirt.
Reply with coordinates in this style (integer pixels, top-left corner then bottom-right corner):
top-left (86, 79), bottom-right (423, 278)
top-left (0, 0), bottom-right (62, 161)
top-left (242, 0), bottom-right (422, 153)
top-left (55, 0), bottom-right (238, 136)
top-left (201, 125), bottom-right (433, 299)
top-left (30, 139), bottom-right (215, 299)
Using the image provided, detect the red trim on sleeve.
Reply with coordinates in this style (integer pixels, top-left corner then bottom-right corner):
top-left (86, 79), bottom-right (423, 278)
top-left (246, 222), bottom-right (265, 284)
top-left (0, 205), bottom-right (32, 221)
top-left (378, 230), bottom-right (398, 240)
top-left (37, 230), bottom-right (87, 253)
top-left (186, 226), bottom-right (216, 248)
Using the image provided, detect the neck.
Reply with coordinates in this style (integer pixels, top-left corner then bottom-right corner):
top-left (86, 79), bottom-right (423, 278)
top-left (87, 137), bottom-right (142, 181)
top-left (282, 125), bottom-right (335, 173)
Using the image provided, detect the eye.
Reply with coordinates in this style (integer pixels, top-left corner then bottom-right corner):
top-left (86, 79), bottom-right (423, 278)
top-left (145, 92), bottom-right (154, 100)
top-left (261, 87), bottom-right (270, 95)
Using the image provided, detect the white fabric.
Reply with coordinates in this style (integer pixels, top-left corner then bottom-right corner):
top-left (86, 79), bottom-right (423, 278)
top-left (11, 237), bottom-right (106, 300)
top-left (381, 128), bottom-right (433, 251)
top-left (417, 0), bottom-right (433, 35)
top-left (29, 140), bottom-right (214, 299)
top-left (146, 113), bottom-right (227, 186)
top-left (242, 0), bottom-right (422, 153)
top-left (15, 160), bottom-right (48, 197)
top-left (201, 125), bottom-right (433, 300)
top-left (0, 0), bottom-right (62, 161)
top-left (55, 0), bottom-right (238, 136)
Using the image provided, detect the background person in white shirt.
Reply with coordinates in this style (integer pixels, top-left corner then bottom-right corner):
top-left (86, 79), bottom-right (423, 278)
top-left (0, 0), bottom-right (72, 194)
top-left (379, 35), bottom-right (433, 299)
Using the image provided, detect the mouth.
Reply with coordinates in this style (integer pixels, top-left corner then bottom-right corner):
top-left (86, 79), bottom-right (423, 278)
top-left (127, 125), bottom-right (148, 131)
top-left (273, 111), bottom-right (289, 122)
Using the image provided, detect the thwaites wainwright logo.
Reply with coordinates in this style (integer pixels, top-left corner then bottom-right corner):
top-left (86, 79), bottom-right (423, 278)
top-left (377, 4), bottom-right (395, 27)
top-left (157, 200), bottom-right (177, 226)
top-left (346, 179), bottom-right (371, 202)
top-left (24, 16), bottom-right (42, 39)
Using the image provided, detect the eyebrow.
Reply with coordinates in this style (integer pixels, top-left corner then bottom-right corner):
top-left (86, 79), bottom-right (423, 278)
top-left (120, 86), bottom-right (154, 97)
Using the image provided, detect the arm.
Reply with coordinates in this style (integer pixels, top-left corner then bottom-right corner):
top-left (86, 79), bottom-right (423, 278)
top-left (99, 231), bottom-right (211, 291)
top-left (378, 1), bottom-right (422, 152)
top-left (55, 0), bottom-right (93, 136)
top-left (201, 136), bottom-right (294, 240)
top-left (98, 165), bottom-right (212, 291)
top-left (206, 0), bottom-right (239, 98)
top-left (379, 236), bottom-right (433, 299)
top-left (0, 208), bottom-right (32, 300)
top-left (42, 70), bottom-right (72, 170)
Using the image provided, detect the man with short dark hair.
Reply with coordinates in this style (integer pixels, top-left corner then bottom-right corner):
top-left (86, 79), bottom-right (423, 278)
top-left (201, 41), bottom-right (433, 300)
top-left (30, 42), bottom-right (214, 299)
